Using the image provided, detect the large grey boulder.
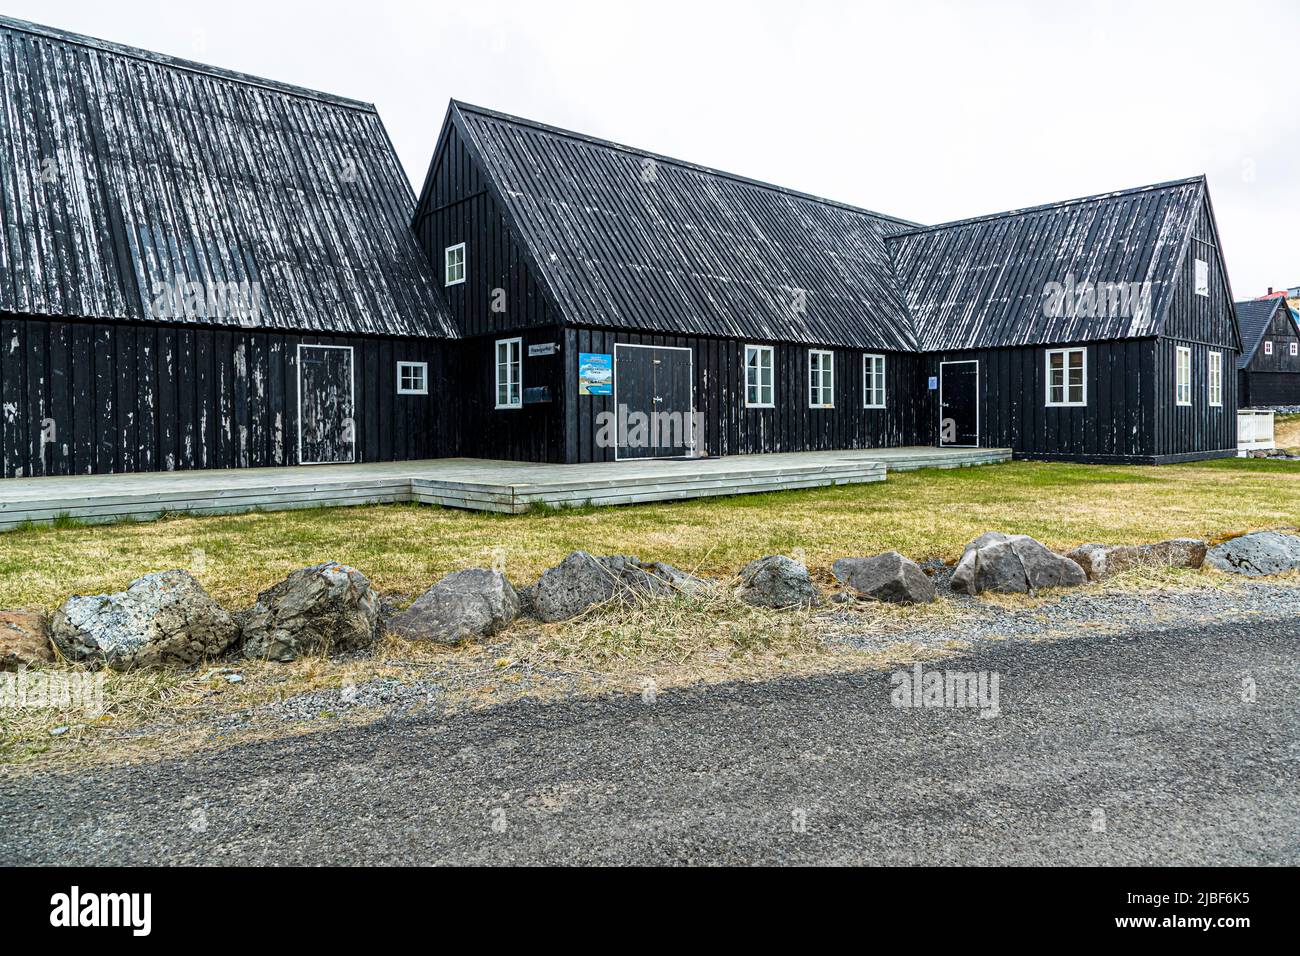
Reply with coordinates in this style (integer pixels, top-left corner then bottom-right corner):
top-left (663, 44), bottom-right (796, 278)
top-left (736, 555), bottom-right (821, 609)
top-left (530, 551), bottom-right (714, 623)
top-left (241, 563), bottom-right (379, 661)
top-left (951, 533), bottom-right (1087, 595)
top-left (832, 552), bottom-right (936, 604)
top-left (0, 610), bottom-right (54, 670)
top-left (388, 569), bottom-right (520, 644)
top-left (51, 571), bottom-right (238, 670)
top-left (1205, 531), bottom-right (1300, 577)
top-left (1068, 538), bottom-right (1207, 581)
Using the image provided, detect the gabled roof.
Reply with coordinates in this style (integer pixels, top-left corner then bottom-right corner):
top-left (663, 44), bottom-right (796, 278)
top-left (1235, 296), bottom-right (1293, 368)
top-left (885, 177), bottom-right (1207, 351)
top-left (0, 16), bottom-right (455, 338)
top-left (447, 101), bottom-right (920, 351)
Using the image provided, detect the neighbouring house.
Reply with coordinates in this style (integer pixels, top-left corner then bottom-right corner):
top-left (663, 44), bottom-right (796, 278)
top-left (1236, 296), bottom-right (1300, 407)
top-left (416, 102), bottom-right (1241, 465)
top-left (0, 17), bottom-right (1243, 481)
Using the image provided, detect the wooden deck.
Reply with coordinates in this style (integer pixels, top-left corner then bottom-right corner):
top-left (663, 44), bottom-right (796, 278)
top-left (0, 447), bottom-right (1010, 529)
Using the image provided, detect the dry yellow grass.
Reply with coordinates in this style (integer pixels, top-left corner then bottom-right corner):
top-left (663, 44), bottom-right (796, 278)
top-left (1275, 413), bottom-right (1300, 451)
top-left (1, 459), bottom-right (1296, 611)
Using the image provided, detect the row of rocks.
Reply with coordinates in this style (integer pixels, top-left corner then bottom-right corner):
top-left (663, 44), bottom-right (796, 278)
top-left (44, 563), bottom-right (380, 671)
top-left (4, 531), bottom-right (1298, 672)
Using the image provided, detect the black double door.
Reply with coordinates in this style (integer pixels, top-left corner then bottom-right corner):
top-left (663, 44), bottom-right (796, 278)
top-left (615, 345), bottom-right (694, 459)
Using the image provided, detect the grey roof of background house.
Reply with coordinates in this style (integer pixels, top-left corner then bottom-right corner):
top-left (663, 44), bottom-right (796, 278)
top-left (1234, 297), bottom-right (1290, 367)
top-left (0, 15), bottom-right (455, 338)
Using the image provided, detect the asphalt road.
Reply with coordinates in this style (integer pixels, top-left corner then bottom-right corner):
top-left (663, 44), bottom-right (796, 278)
top-left (2, 618), bottom-right (1298, 865)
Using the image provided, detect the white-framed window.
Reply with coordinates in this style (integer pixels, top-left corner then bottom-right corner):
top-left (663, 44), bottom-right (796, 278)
top-left (397, 361), bottom-right (428, 395)
top-left (1291, 342), bottom-right (1298, 357)
top-left (1264, 340), bottom-right (1274, 356)
top-left (744, 344), bottom-right (774, 407)
top-left (1208, 351), bottom-right (1222, 407)
top-left (863, 354), bottom-right (886, 408)
top-left (808, 350), bottom-right (834, 408)
top-left (444, 242), bottom-right (466, 286)
top-left (495, 337), bottom-right (522, 409)
top-left (1175, 346), bottom-right (1192, 406)
top-left (1194, 258), bottom-right (1209, 297)
top-left (1045, 347), bottom-right (1087, 406)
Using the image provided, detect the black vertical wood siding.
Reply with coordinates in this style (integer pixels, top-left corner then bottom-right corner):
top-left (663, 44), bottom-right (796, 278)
top-left (920, 342), bottom-right (1157, 462)
top-left (0, 315), bottom-right (451, 478)
top-left (412, 119), bottom-right (560, 339)
top-left (453, 326), bottom-right (566, 463)
top-left (563, 328), bottom-right (919, 464)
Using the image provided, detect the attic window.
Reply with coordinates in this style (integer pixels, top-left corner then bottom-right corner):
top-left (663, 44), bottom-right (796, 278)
top-left (1265, 341), bottom-right (1274, 356)
top-left (1292, 343), bottom-right (1298, 357)
top-left (1045, 348), bottom-right (1086, 406)
top-left (1194, 258), bottom-right (1209, 297)
top-left (445, 243), bottom-right (466, 286)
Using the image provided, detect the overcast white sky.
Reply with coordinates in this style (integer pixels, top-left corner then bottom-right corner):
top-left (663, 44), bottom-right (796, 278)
top-left (13, 0), bottom-right (1299, 296)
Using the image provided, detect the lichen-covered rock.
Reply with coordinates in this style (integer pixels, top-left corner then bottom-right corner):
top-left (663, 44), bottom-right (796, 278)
top-left (240, 563), bottom-right (379, 661)
top-left (1068, 539), bottom-right (1207, 581)
top-left (951, 533), bottom-right (1087, 595)
top-left (832, 552), bottom-right (936, 604)
top-left (388, 569), bottom-right (520, 644)
top-left (736, 555), bottom-right (821, 609)
top-left (530, 552), bottom-right (715, 622)
top-left (0, 610), bottom-right (54, 670)
top-left (1204, 531), bottom-right (1300, 577)
top-left (51, 571), bottom-right (238, 670)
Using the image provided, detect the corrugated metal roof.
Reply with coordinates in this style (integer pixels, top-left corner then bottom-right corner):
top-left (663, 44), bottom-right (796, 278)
top-left (452, 101), bottom-right (920, 351)
top-left (1235, 297), bottom-right (1287, 367)
top-left (0, 16), bottom-right (454, 338)
top-left (885, 178), bottom-right (1205, 351)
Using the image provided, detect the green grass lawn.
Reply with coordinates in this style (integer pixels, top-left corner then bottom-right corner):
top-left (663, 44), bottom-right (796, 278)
top-left (1, 458), bottom-right (1297, 611)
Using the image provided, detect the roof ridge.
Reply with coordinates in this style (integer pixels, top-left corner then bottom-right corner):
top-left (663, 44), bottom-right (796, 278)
top-left (451, 99), bottom-right (923, 229)
top-left (884, 175), bottom-right (1207, 239)
top-left (0, 14), bottom-right (376, 112)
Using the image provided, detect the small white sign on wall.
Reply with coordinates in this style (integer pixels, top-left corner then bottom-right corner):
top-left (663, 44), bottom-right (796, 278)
top-left (1194, 258), bottom-right (1209, 297)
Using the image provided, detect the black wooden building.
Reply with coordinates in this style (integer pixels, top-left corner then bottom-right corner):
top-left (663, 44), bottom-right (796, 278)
top-left (1235, 297), bottom-right (1300, 407)
top-left (0, 16), bottom-right (456, 479)
top-left (0, 19), bottom-right (1246, 480)
top-left (414, 102), bottom-right (1241, 465)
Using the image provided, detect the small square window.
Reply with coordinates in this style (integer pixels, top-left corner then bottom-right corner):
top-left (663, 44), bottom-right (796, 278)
top-left (1045, 348), bottom-right (1087, 406)
top-left (397, 361), bottom-right (428, 395)
top-left (445, 243), bottom-right (466, 286)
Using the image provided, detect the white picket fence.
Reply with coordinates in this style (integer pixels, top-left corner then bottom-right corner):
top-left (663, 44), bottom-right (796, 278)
top-left (1238, 409), bottom-right (1276, 455)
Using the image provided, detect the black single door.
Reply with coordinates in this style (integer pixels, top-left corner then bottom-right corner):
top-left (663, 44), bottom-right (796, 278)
top-left (939, 360), bottom-right (979, 447)
top-left (615, 345), bottom-right (694, 459)
top-left (299, 345), bottom-right (356, 464)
